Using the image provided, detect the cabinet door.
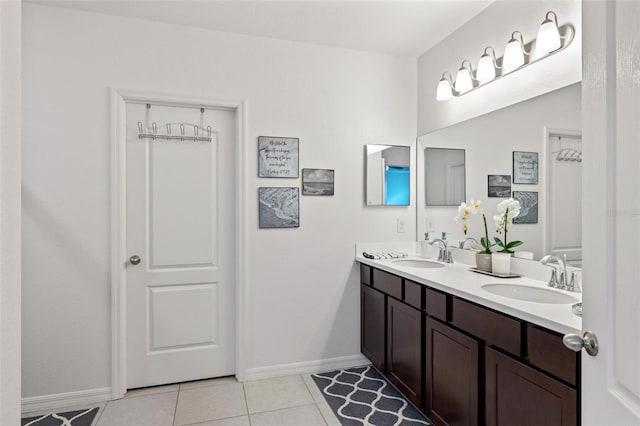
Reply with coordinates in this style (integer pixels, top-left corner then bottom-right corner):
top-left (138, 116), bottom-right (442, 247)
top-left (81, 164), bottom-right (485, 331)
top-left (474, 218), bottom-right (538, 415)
top-left (425, 317), bottom-right (479, 426)
top-left (485, 347), bottom-right (577, 426)
top-left (387, 297), bottom-right (422, 406)
top-left (361, 284), bottom-right (386, 371)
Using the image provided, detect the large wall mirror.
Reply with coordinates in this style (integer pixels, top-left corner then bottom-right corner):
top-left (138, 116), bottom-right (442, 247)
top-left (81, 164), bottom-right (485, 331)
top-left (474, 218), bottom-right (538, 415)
top-left (425, 147), bottom-right (465, 206)
top-left (365, 144), bottom-right (410, 206)
top-left (416, 83), bottom-right (582, 263)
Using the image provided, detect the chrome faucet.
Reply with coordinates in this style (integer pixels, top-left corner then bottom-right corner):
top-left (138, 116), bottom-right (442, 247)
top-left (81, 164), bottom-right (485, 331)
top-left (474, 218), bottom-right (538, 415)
top-left (429, 239), bottom-right (452, 263)
top-left (540, 254), bottom-right (581, 292)
top-left (540, 254), bottom-right (567, 289)
top-left (459, 237), bottom-right (479, 250)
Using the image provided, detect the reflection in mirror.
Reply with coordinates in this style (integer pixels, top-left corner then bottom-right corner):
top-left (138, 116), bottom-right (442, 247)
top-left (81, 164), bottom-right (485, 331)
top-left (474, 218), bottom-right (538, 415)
top-left (416, 83), bottom-right (581, 261)
top-left (365, 145), bottom-right (410, 206)
top-left (425, 148), bottom-right (465, 206)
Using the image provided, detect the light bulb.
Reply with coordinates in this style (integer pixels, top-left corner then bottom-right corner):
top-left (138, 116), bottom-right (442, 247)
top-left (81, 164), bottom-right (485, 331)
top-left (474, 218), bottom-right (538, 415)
top-left (503, 32), bottom-right (525, 73)
top-left (436, 74), bottom-right (453, 101)
top-left (454, 61), bottom-right (474, 93)
top-left (476, 48), bottom-right (497, 84)
top-left (536, 11), bottom-right (561, 54)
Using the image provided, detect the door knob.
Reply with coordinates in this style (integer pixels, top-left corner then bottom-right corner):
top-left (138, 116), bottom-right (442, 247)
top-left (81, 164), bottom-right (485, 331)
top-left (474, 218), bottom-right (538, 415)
top-left (129, 255), bottom-right (141, 265)
top-left (563, 330), bottom-right (599, 356)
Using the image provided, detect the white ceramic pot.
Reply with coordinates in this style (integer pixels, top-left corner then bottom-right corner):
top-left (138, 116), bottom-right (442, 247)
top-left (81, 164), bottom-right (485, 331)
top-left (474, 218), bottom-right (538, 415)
top-left (491, 253), bottom-right (512, 275)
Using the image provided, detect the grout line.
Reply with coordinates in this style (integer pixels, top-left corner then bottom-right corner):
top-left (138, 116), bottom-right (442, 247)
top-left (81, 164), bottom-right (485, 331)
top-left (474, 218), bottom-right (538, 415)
top-left (241, 381), bottom-right (251, 422)
top-left (171, 388), bottom-right (179, 426)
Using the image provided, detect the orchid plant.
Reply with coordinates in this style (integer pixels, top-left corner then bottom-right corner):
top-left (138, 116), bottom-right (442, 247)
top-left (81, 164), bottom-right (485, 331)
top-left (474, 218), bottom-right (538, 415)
top-left (493, 198), bottom-right (523, 253)
top-left (454, 199), bottom-right (494, 254)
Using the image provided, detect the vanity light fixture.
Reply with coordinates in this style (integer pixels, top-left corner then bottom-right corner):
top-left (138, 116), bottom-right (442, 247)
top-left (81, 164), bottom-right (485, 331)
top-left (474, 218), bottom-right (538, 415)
top-left (435, 10), bottom-right (573, 101)
top-left (436, 72), bottom-right (454, 101)
top-left (536, 11), bottom-right (562, 54)
top-left (502, 31), bottom-right (527, 73)
top-left (476, 47), bottom-right (498, 84)
top-left (454, 60), bottom-right (474, 93)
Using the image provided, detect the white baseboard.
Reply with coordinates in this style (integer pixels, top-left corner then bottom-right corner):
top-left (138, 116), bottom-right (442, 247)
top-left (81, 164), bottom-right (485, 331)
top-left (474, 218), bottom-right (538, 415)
top-left (244, 354), bottom-right (370, 381)
top-left (22, 387), bottom-right (111, 414)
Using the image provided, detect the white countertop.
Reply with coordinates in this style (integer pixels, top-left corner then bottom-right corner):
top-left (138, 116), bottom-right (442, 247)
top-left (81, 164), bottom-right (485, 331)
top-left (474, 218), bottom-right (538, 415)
top-left (356, 245), bottom-right (582, 336)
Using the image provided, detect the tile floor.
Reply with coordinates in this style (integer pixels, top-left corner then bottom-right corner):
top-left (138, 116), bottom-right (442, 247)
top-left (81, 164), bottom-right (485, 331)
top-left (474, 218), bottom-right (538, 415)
top-left (24, 374), bottom-right (341, 426)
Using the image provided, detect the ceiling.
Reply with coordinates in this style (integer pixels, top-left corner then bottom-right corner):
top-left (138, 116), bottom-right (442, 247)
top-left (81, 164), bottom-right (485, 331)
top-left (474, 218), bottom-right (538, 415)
top-left (29, 0), bottom-right (494, 57)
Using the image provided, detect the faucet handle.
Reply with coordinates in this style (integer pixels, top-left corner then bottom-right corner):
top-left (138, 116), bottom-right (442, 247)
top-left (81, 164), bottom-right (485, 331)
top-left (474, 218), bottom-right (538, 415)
top-left (568, 271), bottom-right (581, 292)
top-left (548, 268), bottom-right (558, 288)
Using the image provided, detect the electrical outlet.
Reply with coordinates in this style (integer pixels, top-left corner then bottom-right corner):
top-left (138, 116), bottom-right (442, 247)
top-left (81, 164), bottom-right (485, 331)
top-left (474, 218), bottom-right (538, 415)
top-left (427, 219), bottom-right (435, 232)
top-left (397, 218), bottom-right (406, 233)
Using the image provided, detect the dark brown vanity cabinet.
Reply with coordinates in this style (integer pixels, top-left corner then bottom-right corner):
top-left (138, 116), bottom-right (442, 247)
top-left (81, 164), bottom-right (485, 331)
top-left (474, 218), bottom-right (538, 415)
top-left (360, 284), bottom-right (386, 372)
top-left (425, 317), bottom-right (479, 426)
top-left (387, 297), bottom-right (422, 406)
top-left (485, 347), bottom-right (577, 426)
top-left (359, 263), bottom-right (580, 426)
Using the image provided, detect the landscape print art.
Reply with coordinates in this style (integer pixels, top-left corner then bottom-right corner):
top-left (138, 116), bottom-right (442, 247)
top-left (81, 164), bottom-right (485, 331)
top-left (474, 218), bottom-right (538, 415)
top-left (302, 168), bottom-right (334, 196)
top-left (258, 187), bottom-right (300, 228)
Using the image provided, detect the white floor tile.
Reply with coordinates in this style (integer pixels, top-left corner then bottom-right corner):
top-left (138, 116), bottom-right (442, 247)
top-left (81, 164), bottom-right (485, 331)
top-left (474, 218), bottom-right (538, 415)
top-left (316, 401), bottom-right (342, 426)
top-left (125, 383), bottom-right (179, 398)
top-left (96, 391), bottom-right (177, 426)
top-left (302, 373), bottom-right (326, 403)
top-left (249, 404), bottom-right (326, 426)
top-left (179, 376), bottom-right (238, 391)
top-left (244, 375), bottom-right (314, 414)
top-left (174, 382), bottom-right (247, 426)
top-left (184, 415), bottom-right (250, 426)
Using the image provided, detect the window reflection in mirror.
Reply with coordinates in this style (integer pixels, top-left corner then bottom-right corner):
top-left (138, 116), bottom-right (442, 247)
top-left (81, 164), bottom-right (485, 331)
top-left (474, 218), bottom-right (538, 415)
top-left (425, 148), bottom-right (466, 206)
top-left (365, 145), bottom-right (410, 206)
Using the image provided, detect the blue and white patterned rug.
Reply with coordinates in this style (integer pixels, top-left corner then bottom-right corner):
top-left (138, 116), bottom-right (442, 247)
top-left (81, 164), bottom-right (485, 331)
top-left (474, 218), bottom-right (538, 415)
top-left (312, 366), bottom-right (433, 426)
top-left (21, 407), bottom-right (99, 426)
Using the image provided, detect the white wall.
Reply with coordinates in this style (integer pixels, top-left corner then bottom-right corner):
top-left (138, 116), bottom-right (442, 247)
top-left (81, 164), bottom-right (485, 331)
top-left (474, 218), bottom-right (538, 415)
top-left (0, 1), bottom-right (22, 422)
top-left (22, 4), bottom-right (416, 398)
top-left (417, 83), bottom-right (581, 259)
top-left (418, 0), bottom-right (581, 134)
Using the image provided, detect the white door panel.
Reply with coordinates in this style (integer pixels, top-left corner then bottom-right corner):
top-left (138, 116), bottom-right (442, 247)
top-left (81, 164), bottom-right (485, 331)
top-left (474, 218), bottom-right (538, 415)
top-left (582, 1), bottom-right (640, 424)
top-left (125, 103), bottom-right (235, 389)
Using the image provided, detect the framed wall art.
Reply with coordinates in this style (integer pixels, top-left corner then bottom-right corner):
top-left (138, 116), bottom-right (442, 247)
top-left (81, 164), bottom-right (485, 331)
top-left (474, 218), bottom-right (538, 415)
top-left (302, 168), bottom-right (334, 196)
top-left (513, 191), bottom-right (538, 224)
top-left (512, 151), bottom-right (539, 184)
top-left (258, 187), bottom-right (300, 228)
top-left (487, 175), bottom-right (511, 198)
top-left (258, 136), bottom-right (299, 178)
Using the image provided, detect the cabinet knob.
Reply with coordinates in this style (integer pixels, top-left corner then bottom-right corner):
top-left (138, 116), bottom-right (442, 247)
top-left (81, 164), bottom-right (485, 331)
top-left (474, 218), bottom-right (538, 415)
top-left (129, 255), bottom-right (141, 265)
top-left (563, 330), bottom-right (599, 356)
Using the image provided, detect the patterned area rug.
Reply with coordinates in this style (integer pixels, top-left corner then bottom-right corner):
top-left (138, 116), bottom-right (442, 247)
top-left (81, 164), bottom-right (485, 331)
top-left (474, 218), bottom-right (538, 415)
top-left (312, 366), bottom-right (433, 426)
top-left (21, 407), bottom-right (99, 426)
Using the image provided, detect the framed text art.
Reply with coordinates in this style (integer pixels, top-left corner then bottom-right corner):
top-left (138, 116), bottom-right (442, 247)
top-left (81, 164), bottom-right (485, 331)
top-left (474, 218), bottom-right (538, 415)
top-left (512, 151), bottom-right (539, 184)
top-left (258, 136), bottom-right (299, 178)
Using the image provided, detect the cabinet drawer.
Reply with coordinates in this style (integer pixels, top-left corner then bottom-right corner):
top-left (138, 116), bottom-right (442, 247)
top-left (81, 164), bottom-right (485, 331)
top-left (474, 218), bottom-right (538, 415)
top-left (373, 269), bottom-right (402, 300)
top-left (404, 280), bottom-right (423, 310)
top-left (527, 324), bottom-right (578, 385)
top-left (425, 287), bottom-right (447, 321)
top-left (452, 298), bottom-right (521, 356)
top-left (360, 264), bottom-right (372, 286)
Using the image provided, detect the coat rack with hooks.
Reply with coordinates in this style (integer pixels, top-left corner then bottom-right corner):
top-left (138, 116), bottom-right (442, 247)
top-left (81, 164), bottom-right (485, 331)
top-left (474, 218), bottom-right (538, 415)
top-left (137, 104), bottom-right (213, 142)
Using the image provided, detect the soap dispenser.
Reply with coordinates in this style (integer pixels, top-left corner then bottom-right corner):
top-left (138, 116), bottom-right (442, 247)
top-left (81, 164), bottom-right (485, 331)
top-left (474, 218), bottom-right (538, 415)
top-left (421, 232), bottom-right (431, 258)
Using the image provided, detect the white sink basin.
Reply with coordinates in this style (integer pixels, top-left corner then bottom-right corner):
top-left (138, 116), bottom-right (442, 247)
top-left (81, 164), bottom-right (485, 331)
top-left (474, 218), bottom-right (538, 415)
top-left (391, 259), bottom-right (445, 269)
top-left (481, 283), bottom-right (579, 304)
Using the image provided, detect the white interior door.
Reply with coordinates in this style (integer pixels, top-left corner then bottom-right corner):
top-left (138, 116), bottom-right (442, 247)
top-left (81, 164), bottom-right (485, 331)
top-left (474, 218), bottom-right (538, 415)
top-left (547, 133), bottom-right (582, 264)
top-left (125, 103), bottom-right (236, 389)
top-left (582, 1), bottom-right (640, 424)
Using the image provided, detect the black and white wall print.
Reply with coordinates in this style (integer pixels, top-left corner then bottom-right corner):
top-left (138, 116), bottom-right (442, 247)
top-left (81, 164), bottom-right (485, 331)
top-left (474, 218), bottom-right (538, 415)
top-left (513, 191), bottom-right (538, 224)
top-left (258, 187), bottom-right (300, 228)
top-left (302, 168), bottom-right (334, 195)
top-left (258, 136), bottom-right (299, 178)
top-left (487, 175), bottom-right (511, 198)
top-left (513, 151), bottom-right (539, 184)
